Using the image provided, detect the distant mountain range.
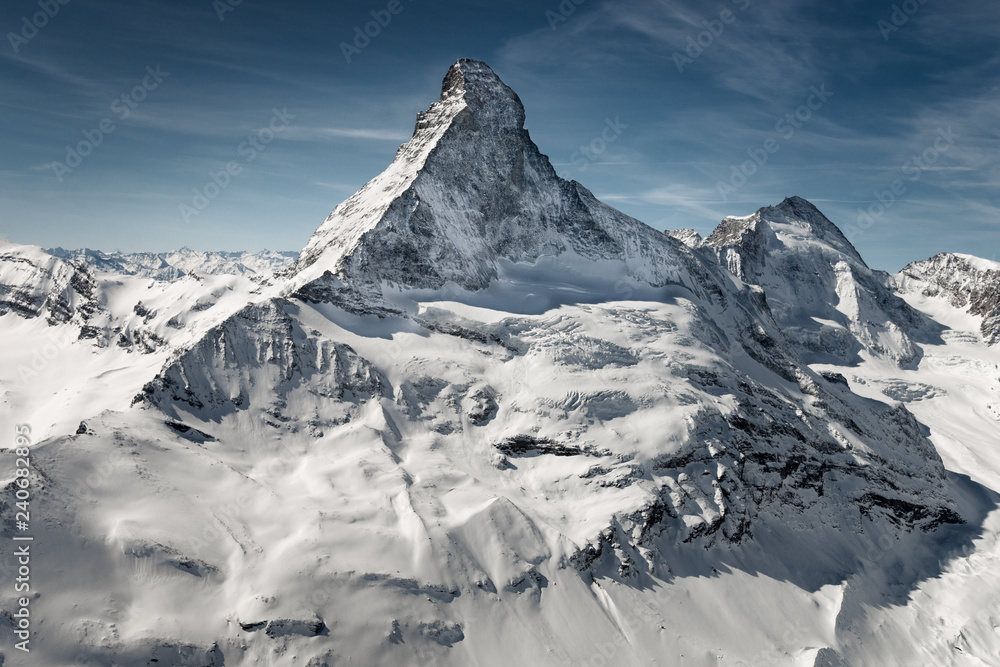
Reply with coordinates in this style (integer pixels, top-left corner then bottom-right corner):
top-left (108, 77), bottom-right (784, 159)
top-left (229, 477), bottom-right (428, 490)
top-left (46, 246), bottom-right (297, 280)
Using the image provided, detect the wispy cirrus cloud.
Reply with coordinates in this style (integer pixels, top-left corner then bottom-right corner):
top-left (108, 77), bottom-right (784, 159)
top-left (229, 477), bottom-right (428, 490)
top-left (600, 182), bottom-right (735, 226)
top-left (316, 127), bottom-right (411, 141)
top-left (498, 0), bottom-right (849, 107)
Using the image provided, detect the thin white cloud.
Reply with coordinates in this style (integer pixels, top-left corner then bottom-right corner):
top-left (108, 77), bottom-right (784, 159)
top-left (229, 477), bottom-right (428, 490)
top-left (498, 0), bottom-right (842, 106)
top-left (273, 126), bottom-right (411, 143)
top-left (601, 182), bottom-right (737, 226)
top-left (0, 53), bottom-right (105, 92)
top-left (319, 128), bottom-right (411, 141)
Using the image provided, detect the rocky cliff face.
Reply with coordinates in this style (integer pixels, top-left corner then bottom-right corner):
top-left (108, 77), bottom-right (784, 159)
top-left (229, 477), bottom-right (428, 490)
top-left (0, 239), bottom-right (99, 325)
top-left (896, 253), bottom-right (1000, 345)
top-left (702, 197), bottom-right (934, 367)
top-left (136, 299), bottom-right (385, 425)
top-left (292, 59), bottom-right (708, 301)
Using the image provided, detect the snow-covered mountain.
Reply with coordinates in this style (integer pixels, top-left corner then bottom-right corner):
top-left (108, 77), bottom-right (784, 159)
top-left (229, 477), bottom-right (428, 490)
top-left (895, 252), bottom-right (1000, 345)
top-left (0, 238), bottom-right (272, 442)
top-left (291, 59), bottom-right (714, 309)
top-left (700, 196), bottom-right (936, 368)
top-left (1, 60), bottom-right (999, 666)
top-left (47, 246), bottom-right (297, 280)
top-left (0, 238), bottom-right (99, 324)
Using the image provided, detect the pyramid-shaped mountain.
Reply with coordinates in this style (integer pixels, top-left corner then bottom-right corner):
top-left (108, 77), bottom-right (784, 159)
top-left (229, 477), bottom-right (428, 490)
top-left (292, 59), bottom-right (704, 297)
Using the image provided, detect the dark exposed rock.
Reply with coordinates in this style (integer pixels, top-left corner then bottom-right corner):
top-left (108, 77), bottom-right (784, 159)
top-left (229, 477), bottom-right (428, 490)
top-left (897, 253), bottom-right (1000, 345)
top-left (465, 386), bottom-right (499, 425)
top-left (704, 197), bottom-right (935, 367)
top-left (495, 435), bottom-right (607, 458)
top-left (291, 60), bottom-right (713, 306)
top-left (821, 371), bottom-right (850, 387)
top-left (164, 421), bottom-right (216, 443)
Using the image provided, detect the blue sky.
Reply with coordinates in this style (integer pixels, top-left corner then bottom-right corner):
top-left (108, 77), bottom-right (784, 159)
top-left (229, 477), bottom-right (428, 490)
top-left (1, 0), bottom-right (997, 270)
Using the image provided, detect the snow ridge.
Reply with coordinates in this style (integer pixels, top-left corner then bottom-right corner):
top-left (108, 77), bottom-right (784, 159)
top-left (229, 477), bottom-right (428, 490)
top-left (896, 252), bottom-right (1000, 345)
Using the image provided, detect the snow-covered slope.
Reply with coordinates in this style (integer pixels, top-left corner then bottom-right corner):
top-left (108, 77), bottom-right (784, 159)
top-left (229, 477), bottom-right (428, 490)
top-left (0, 238), bottom-right (99, 324)
top-left (811, 262), bottom-right (1000, 666)
top-left (0, 239), bottom-right (266, 441)
top-left (47, 247), bottom-right (297, 280)
top-left (11, 279), bottom-right (976, 666)
top-left (1, 60), bottom-right (998, 667)
top-left (896, 252), bottom-right (1000, 345)
top-left (703, 197), bottom-right (935, 368)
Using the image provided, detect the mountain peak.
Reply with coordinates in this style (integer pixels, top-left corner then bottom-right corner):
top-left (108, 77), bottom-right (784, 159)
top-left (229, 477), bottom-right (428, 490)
top-left (437, 59), bottom-right (526, 129)
top-left (759, 196), bottom-right (862, 260)
top-left (705, 196), bottom-right (929, 367)
top-left (293, 59), bottom-right (695, 298)
top-left (771, 195), bottom-right (823, 218)
top-left (408, 59), bottom-right (525, 138)
top-left (707, 196), bottom-right (862, 264)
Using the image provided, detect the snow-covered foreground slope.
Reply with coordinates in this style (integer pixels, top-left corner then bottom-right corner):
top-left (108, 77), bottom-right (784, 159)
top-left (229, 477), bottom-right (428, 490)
top-left (8, 274), bottom-right (990, 666)
top-left (811, 280), bottom-right (1000, 666)
top-left (1, 60), bottom-right (998, 666)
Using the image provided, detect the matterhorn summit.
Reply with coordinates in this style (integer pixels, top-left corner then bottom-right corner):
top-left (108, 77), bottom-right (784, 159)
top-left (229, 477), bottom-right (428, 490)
top-left (292, 59), bottom-right (702, 302)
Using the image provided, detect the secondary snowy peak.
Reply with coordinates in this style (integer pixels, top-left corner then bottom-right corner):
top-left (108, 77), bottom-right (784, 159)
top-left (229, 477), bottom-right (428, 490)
top-left (704, 197), bottom-right (930, 367)
top-left (0, 238), bottom-right (98, 324)
top-left (665, 228), bottom-right (704, 248)
top-left (292, 59), bottom-right (698, 298)
top-left (707, 196), bottom-right (863, 264)
top-left (896, 253), bottom-right (1000, 345)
